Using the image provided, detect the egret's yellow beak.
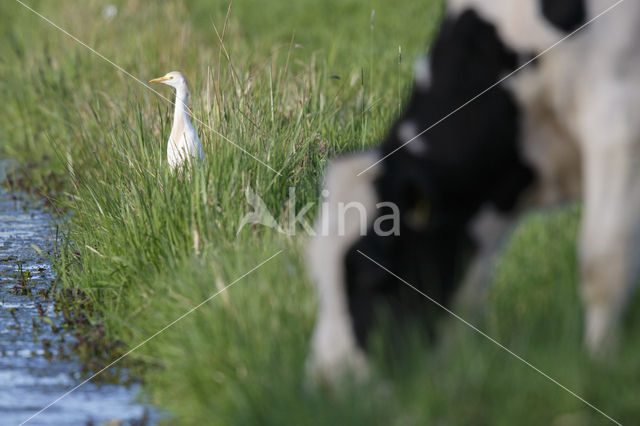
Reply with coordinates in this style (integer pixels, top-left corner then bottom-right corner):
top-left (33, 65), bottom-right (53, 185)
top-left (149, 76), bottom-right (169, 83)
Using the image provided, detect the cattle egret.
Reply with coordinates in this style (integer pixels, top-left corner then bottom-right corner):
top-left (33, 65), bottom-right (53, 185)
top-left (149, 71), bottom-right (204, 170)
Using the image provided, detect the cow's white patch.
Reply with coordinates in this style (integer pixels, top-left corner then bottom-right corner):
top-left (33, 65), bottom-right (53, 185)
top-left (447, 0), bottom-right (562, 50)
top-left (468, 205), bottom-right (511, 247)
top-left (398, 122), bottom-right (428, 155)
top-left (414, 56), bottom-right (432, 89)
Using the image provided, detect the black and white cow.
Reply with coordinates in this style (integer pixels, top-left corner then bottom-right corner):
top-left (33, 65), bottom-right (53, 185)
top-left (307, 0), bottom-right (640, 382)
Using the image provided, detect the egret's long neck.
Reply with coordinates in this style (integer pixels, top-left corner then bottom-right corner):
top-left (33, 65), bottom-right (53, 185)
top-left (173, 86), bottom-right (190, 122)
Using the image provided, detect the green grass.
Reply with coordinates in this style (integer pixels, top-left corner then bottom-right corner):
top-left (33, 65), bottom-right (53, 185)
top-left (1, 0), bottom-right (639, 424)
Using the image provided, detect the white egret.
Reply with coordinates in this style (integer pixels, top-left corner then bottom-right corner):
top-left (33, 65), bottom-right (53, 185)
top-left (149, 71), bottom-right (204, 170)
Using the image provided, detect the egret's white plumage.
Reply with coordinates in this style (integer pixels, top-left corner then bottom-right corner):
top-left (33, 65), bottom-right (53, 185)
top-left (149, 71), bottom-right (204, 170)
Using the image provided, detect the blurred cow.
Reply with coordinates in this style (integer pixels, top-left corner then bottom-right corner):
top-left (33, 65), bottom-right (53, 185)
top-left (307, 0), bottom-right (640, 382)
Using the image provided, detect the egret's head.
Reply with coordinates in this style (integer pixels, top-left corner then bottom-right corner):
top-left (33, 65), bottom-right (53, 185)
top-left (149, 71), bottom-right (189, 92)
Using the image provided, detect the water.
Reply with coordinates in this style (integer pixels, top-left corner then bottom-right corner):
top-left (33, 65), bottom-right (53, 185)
top-left (0, 163), bottom-right (155, 425)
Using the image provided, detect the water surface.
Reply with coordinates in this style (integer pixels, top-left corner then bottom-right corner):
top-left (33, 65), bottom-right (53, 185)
top-left (0, 162), bottom-right (154, 425)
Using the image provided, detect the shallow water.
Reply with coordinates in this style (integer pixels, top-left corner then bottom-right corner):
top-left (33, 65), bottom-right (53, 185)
top-left (0, 163), bottom-right (155, 425)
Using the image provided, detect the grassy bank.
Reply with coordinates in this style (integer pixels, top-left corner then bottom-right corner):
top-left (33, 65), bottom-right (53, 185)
top-left (2, 0), bottom-right (639, 424)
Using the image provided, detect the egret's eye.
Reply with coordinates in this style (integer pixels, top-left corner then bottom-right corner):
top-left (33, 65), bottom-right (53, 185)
top-left (169, 76), bottom-right (174, 79)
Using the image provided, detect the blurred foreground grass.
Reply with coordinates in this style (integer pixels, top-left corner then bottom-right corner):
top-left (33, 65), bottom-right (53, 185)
top-left (1, 0), bottom-right (639, 424)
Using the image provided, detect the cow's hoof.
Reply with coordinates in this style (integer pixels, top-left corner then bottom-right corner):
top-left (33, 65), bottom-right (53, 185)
top-left (304, 348), bottom-right (370, 391)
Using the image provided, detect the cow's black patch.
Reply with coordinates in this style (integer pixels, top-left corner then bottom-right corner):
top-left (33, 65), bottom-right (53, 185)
top-left (540, 0), bottom-right (586, 33)
top-left (345, 9), bottom-right (536, 349)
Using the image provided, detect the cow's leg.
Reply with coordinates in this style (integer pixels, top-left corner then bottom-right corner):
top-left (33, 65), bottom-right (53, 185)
top-left (454, 98), bottom-right (581, 316)
top-left (454, 206), bottom-right (515, 315)
top-left (578, 92), bottom-right (640, 356)
top-left (306, 151), bottom-right (381, 384)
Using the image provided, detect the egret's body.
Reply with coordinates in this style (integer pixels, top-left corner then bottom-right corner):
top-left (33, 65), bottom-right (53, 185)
top-left (149, 71), bottom-right (204, 170)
